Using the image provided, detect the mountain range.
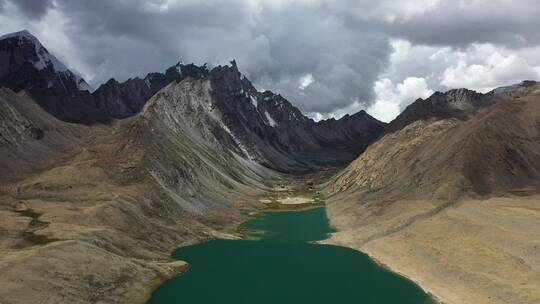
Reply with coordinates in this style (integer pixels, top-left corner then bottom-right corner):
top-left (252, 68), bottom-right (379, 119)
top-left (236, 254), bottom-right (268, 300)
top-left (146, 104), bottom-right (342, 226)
top-left (1, 29), bottom-right (539, 304)
top-left (0, 30), bottom-right (385, 170)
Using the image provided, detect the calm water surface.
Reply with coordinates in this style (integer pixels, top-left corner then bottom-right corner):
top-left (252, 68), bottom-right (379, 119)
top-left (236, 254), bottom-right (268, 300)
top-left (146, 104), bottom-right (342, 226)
top-left (148, 207), bottom-right (436, 304)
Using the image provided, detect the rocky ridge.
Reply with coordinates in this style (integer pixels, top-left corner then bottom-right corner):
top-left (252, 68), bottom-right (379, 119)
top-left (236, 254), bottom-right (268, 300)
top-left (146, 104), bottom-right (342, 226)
top-left (0, 30), bottom-right (385, 169)
top-left (385, 80), bottom-right (537, 133)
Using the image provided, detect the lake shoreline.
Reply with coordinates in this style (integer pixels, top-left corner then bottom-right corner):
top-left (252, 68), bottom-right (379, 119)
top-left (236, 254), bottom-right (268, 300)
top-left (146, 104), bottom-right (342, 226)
top-left (148, 205), bottom-right (438, 304)
top-left (319, 237), bottom-right (445, 304)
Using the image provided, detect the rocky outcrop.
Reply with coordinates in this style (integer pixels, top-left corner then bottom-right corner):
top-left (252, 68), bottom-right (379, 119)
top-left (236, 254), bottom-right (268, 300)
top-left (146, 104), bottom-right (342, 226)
top-left (0, 30), bottom-right (90, 95)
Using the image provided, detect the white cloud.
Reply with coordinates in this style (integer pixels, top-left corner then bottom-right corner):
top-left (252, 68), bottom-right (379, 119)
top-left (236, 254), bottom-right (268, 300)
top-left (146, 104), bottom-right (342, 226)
top-left (367, 39), bottom-right (540, 123)
top-left (368, 77), bottom-right (433, 122)
top-left (440, 44), bottom-right (540, 92)
top-left (298, 73), bottom-right (314, 90)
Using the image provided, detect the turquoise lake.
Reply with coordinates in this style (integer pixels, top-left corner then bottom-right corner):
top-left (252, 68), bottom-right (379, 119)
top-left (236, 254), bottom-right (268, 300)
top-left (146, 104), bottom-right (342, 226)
top-left (148, 207), bottom-right (436, 304)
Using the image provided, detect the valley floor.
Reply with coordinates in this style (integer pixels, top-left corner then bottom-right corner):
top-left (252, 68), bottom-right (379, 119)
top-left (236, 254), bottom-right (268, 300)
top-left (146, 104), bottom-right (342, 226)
top-left (324, 195), bottom-right (540, 304)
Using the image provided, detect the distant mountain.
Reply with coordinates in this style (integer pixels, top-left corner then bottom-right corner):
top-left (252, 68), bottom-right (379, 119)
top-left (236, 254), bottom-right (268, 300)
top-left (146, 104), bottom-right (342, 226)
top-left (91, 63), bottom-right (210, 119)
top-left (196, 60), bottom-right (386, 169)
top-left (0, 30), bottom-right (90, 93)
top-left (0, 30), bottom-right (213, 122)
top-left (0, 30), bottom-right (104, 122)
top-left (0, 30), bottom-right (386, 169)
top-left (331, 81), bottom-right (540, 199)
top-left (385, 81), bottom-right (538, 133)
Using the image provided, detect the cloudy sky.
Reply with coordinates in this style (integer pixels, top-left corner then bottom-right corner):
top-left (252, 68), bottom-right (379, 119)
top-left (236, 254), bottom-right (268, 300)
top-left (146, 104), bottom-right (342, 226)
top-left (1, 0), bottom-right (540, 122)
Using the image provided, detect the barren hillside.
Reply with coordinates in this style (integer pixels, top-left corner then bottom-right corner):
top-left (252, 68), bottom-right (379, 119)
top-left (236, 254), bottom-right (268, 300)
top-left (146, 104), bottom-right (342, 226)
top-left (324, 85), bottom-right (540, 304)
top-left (0, 80), bottom-right (275, 303)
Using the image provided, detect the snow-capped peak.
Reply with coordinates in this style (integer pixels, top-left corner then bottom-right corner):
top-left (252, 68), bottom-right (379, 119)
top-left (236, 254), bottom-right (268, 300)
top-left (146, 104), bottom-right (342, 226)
top-left (250, 95), bottom-right (258, 108)
top-left (264, 111), bottom-right (278, 127)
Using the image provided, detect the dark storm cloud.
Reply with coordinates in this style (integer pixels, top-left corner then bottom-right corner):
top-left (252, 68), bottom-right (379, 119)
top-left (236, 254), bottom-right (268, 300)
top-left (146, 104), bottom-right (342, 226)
top-left (11, 0), bottom-right (53, 19)
top-left (385, 2), bottom-right (540, 48)
top-left (2, 0), bottom-right (540, 118)
top-left (336, 0), bottom-right (540, 49)
top-left (49, 0), bottom-right (392, 115)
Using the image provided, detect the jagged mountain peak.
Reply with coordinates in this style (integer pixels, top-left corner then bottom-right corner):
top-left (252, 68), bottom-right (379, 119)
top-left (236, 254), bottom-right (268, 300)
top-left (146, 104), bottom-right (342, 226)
top-left (0, 30), bottom-right (105, 123)
top-left (0, 30), bottom-right (386, 166)
top-left (0, 29), bottom-right (90, 92)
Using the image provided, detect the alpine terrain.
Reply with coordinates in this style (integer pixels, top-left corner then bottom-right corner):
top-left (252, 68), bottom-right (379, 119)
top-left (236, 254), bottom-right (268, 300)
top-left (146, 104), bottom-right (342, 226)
top-left (0, 30), bottom-right (384, 303)
top-left (0, 25), bottom-right (539, 304)
top-left (324, 81), bottom-right (540, 304)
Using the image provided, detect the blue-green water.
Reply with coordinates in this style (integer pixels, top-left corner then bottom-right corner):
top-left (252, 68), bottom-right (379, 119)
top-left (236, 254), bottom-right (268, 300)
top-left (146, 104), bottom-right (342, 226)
top-left (148, 207), bottom-right (436, 304)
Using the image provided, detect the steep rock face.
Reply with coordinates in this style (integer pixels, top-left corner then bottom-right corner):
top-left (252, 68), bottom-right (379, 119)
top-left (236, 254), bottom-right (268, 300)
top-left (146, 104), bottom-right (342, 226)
top-left (0, 30), bottom-right (89, 94)
top-left (134, 78), bottom-right (275, 214)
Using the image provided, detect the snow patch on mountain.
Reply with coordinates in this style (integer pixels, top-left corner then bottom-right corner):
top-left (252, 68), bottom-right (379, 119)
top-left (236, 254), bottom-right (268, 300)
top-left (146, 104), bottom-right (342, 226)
top-left (250, 95), bottom-right (258, 108)
top-left (265, 111), bottom-right (278, 127)
top-left (218, 120), bottom-right (255, 161)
